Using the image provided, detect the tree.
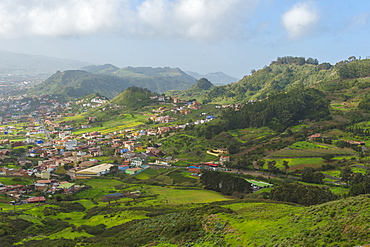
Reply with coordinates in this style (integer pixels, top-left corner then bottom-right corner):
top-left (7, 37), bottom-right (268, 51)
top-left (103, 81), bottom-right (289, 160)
top-left (321, 154), bottom-right (335, 161)
top-left (267, 160), bottom-right (277, 176)
top-left (301, 167), bottom-right (325, 184)
top-left (200, 170), bottom-right (252, 195)
top-left (234, 159), bottom-right (244, 172)
top-left (340, 165), bottom-right (354, 186)
top-left (256, 160), bottom-right (265, 174)
top-left (101, 195), bottom-right (120, 204)
top-left (270, 182), bottom-right (337, 206)
top-left (282, 160), bottom-right (290, 177)
top-left (109, 165), bottom-right (119, 174)
top-left (54, 165), bottom-right (67, 175)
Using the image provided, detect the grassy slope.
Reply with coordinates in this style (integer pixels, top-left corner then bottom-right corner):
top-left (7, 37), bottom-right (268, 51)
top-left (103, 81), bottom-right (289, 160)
top-left (219, 195), bottom-right (370, 246)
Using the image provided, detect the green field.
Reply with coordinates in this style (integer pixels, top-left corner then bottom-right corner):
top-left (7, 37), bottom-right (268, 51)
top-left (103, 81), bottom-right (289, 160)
top-left (150, 187), bottom-right (229, 205)
top-left (270, 142), bottom-right (354, 158)
top-left (73, 179), bottom-right (124, 200)
top-left (0, 177), bottom-right (34, 185)
top-left (135, 168), bottom-right (161, 180)
top-left (228, 127), bottom-right (276, 143)
top-left (322, 166), bottom-right (368, 179)
top-left (266, 157), bottom-right (326, 171)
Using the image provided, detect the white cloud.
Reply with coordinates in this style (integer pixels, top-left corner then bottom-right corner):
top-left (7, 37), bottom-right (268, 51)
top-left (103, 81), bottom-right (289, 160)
top-left (281, 1), bottom-right (319, 40)
top-left (0, 0), bottom-right (122, 38)
top-left (0, 0), bottom-right (258, 41)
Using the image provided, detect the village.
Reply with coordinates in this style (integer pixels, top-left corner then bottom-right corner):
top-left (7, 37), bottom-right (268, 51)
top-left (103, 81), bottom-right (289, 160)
top-left (0, 93), bottom-right (236, 205)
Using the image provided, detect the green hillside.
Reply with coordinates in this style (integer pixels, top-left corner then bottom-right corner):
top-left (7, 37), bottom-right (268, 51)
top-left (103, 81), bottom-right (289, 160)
top-left (167, 78), bottom-right (215, 101)
top-left (110, 86), bottom-right (159, 109)
top-left (205, 57), bottom-right (336, 103)
top-left (4, 192), bottom-right (370, 246)
top-left (84, 66), bottom-right (197, 93)
top-left (30, 70), bottom-right (131, 99)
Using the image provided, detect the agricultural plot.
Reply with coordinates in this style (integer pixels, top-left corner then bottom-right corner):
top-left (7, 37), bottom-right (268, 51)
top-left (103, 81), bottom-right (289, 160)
top-left (55, 114), bottom-right (86, 123)
top-left (322, 166), bottom-right (369, 179)
top-left (290, 124), bottom-right (309, 133)
top-left (228, 127), bottom-right (276, 143)
top-left (0, 177), bottom-right (34, 185)
top-left (330, 101), bottom-right (356, 111)
top-left (149, 187), bottom-right (229, 205)
top-left (135, 168), bottom-right (161, 180)
top-left (99, 122), bottom-right (144, 135)
top-left (270, 141), bottom-right (354, 158)
top-left (73, 179), bottom-right (124, 200)
top-left (267, 158), bottom-right (326, 171)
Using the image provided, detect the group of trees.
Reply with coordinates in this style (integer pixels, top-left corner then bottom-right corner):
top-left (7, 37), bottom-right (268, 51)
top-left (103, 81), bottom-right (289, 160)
top-left (301, 167), bottom-right (325, 184)
top-left (339, 165), bottom-right (370, 196)
top-left (336, 57), bottom-right (370, 79)
top-left (200, 170), bottom-right (252, 195)
top-left (271, 56), bottom-right (319, 66)
top-left (270, 182), bottom-right (337, 206)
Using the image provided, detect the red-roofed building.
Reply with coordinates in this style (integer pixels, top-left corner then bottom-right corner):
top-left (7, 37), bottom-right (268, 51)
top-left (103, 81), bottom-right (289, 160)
top-left (26, 196), bottom-right (46, 203)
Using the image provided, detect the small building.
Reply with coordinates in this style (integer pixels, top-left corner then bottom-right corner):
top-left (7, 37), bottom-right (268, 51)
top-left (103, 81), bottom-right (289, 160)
top-left (75, 163), bottom-right (115, 179)
top-left (188, 165), bottom-right (201, 173)
top-left (26, 196), bottom-right (46, 203)
top-left (125, 167), bottom-right (143, 175)
top-left (118, 165), bottom-right (129, 171)
top-left (130, 157), bottom-right (143, 167)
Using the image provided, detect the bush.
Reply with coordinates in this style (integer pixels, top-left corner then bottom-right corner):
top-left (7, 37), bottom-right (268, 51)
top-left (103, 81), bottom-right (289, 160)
top-left (78, 224), bottom-right (106, 235)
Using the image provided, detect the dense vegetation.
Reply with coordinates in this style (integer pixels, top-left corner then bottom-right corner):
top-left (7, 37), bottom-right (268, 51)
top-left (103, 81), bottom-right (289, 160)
top-left (336, 57), bottom-right (370, 79)
top-left (270, 182), bottom-right (337, 206)
top-left (222, 88), bottom-right (330, 131)
top-left (206, 56), bottom-right (336, 102)
top-left (200, 170), bottom-right (252, 195)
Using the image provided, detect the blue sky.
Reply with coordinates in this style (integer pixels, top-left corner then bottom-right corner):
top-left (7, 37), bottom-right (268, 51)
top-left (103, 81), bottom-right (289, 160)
top-left (0, 0), bottom-right (369, 78)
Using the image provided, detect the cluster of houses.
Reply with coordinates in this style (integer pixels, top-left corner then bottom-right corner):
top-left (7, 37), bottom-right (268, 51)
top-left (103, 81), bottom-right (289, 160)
top-left (0, 93), bottom-right (233, 203)
top-left (75, 95), bottom-right (109, 108)
top-left (0, 179), bottom-right (81, 204)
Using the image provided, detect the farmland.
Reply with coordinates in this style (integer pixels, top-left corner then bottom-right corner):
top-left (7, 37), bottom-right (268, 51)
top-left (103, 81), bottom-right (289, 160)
top-left (269, 141), bottom-right (355, 158)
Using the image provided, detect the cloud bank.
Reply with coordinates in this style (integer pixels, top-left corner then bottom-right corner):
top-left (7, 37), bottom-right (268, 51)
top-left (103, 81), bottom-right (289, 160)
top-left (281, 1), bottom-right (319, 39)
top-left (0, 0), bottom-right (258, 41)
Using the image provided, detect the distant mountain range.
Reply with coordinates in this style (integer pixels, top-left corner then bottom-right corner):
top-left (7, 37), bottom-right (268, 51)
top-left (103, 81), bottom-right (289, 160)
top-left (0, 50), bottom-right (91, 75)
top-left (185, 71), bottom-right (238, 85)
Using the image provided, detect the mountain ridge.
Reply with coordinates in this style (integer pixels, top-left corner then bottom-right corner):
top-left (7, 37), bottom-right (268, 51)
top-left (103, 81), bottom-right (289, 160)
top-left (0, 50), bottom-right (92, 75)
top-left (186, 70), bottom-right (238, 85)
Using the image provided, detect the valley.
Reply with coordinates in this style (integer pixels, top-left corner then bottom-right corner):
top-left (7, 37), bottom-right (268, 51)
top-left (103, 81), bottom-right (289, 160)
top-left (0, 56), bottom-right (370, 246)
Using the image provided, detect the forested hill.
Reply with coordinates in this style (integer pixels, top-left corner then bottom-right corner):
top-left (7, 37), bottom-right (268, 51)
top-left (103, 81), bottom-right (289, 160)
top-left (205, 56), bottom-right (338, 103)
top-left (222, 88), bottom-right (330, 132)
